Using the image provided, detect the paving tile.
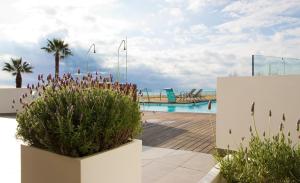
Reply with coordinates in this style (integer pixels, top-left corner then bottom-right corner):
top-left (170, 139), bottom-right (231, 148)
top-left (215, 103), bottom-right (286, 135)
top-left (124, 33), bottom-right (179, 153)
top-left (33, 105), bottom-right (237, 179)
top-left (181, 153), bottom-right (216, 172)
top-left (142, 159), bottom-right (153, 167)
top-left (155, 167), bottom-right (206, 183)
top-left (142, 161), bottom-right (178, 183)
top-left (155, 149), bottom-right (198, 166)
top-left (142, 146), bottom-right (153, 151)
top-left (142, 146), bottom-right (175, 160)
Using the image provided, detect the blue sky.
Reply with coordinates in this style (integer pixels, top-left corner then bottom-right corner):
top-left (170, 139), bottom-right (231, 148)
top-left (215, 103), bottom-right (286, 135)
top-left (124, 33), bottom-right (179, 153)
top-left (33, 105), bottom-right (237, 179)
top-left (0, 0), bottom-right (300, 89)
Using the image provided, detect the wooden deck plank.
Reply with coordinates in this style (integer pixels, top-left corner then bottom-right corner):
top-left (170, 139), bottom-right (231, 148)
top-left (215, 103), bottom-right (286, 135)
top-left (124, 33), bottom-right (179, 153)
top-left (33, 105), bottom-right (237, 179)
top-left (141, 120), bottom-right (192, 144)
top-left (141, 112), bottom-right (216, 154)
top-left (155, 120), bottom-right (211, 149)
top-left (155, 119), bottom-right (212, 145)
top-left (185, 123), bottom-right (215, 151)
top-left (170, 123), bottom-right (212, 150)
top-left (182, 128), bottom-right (214, 151)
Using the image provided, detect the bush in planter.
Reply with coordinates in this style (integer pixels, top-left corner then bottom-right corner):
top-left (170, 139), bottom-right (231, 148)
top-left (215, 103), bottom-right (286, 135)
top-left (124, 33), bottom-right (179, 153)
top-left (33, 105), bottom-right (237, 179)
top-left (216, 103), bottom-right (300, 183)
top-left (16, 73), bottom-right (141, 157)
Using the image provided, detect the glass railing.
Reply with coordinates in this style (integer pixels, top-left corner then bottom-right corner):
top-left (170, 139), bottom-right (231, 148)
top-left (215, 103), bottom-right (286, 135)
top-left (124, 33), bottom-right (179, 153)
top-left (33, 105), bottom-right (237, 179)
top-left (252, 55), bottom-right (300, 76)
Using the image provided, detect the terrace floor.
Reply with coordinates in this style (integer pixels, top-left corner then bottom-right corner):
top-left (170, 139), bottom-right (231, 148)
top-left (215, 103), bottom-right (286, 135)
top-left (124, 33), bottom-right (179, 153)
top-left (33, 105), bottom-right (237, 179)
top-left (142, 146), bottom-right (215, 183)
top-left (141, 112), bottom-right (216, 154)
top-left (0, 112), bottom-right (216, 183)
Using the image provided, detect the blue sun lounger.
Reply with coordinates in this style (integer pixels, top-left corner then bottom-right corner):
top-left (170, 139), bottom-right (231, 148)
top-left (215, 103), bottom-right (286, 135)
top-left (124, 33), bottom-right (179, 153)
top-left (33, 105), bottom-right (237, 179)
top-left (164, 88), bottom-right (176, 103)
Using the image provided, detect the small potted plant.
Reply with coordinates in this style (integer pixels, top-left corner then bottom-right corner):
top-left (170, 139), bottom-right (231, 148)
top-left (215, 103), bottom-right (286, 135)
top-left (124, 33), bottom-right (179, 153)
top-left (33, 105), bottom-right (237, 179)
top-left (16, 73), bottom-right (142, 183)
top-left (201, 102), bottom-right (300, 183)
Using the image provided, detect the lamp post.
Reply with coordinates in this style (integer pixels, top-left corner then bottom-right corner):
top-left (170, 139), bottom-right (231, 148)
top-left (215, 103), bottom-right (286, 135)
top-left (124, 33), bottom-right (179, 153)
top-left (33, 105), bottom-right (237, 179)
top-left (117, 37), bottom-right (127, 82)
top-left (86, 43), bottom-right (96, 74)
top-left (125, 36), bottom-right (128, 82)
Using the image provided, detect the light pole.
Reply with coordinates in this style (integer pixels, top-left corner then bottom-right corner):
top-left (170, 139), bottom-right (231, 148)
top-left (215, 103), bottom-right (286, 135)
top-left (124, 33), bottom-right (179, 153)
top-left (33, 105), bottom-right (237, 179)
top-left (117, 37), bottom-right (127, 82)
top-left (86, 43), bottom-right (96, 74)
top-left (125, 36), bottom-right (128, 82)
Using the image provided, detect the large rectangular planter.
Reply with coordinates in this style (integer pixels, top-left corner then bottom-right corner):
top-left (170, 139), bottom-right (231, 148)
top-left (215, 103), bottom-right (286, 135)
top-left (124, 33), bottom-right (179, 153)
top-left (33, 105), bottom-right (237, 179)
top-left (21, 139), bottom-right (142, 183)
top-left (199, 163), bottom-right (226, 183)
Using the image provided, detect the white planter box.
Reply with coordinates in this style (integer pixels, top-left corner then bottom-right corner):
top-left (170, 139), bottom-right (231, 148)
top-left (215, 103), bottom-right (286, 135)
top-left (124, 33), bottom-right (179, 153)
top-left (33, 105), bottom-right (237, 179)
top-left (21, 139), bottom-right (142, 183)
top-left (198, 163), bottom-right (226, 183)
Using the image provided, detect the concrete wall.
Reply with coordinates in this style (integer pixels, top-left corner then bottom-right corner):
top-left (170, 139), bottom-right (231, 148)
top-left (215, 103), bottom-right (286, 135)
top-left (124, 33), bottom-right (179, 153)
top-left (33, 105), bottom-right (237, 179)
top-left (0, 88), bottom-right (29, 113)
top-left (217, 76), bottom-right (300, 150)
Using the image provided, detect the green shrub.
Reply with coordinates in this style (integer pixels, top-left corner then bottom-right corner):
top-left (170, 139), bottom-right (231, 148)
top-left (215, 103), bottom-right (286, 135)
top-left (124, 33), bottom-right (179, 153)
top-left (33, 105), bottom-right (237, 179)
top-left (216, 103), bottom-right (300, 183)
top-left (16, 74), bottom-right (141, 157)
top-left (217, 135), bottom-right (300, 183)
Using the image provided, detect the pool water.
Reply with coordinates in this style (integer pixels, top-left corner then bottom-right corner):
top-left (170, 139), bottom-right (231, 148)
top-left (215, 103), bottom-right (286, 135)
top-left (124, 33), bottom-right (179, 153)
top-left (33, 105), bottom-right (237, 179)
top-left (140, 101), bottom-right (216, 113)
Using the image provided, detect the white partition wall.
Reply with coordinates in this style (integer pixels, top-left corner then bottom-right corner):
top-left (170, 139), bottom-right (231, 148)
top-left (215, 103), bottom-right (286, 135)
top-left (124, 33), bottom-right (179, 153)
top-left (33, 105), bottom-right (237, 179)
top-left (216, 76), bottom-right (300, 150)
top-left (0, 88), bottom-right (29, 113)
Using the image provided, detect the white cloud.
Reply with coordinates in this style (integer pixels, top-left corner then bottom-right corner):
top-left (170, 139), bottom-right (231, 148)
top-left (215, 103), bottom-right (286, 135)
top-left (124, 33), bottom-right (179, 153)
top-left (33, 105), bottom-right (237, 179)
top-left (0, 0), bottom-right (300, 89)
top-left (169, 8), bottom-right (184, 19)
top-left (187, 0), bottom-right (228, 12)
top-left (219, 0), bottom-right (300, 33)
top-left (189, 24), bottom-right (208, 34)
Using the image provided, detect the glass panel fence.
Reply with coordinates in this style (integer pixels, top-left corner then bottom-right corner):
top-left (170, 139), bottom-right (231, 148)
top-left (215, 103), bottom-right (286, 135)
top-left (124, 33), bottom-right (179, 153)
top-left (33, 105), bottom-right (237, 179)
top-left (253, 55), bottom-right (300, 76)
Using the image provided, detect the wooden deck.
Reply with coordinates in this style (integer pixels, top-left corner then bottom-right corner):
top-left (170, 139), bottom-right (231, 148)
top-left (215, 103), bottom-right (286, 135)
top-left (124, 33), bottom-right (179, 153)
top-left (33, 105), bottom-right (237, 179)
top-left (141, 112), bottom-right (216, 154)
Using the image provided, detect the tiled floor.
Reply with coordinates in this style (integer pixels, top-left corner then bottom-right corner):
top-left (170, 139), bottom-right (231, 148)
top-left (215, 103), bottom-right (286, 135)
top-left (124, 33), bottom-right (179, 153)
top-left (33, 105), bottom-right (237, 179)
top-left (142, 146), bottom-right (216, 183)
top-left (0, 116), bottom-right (216, 183)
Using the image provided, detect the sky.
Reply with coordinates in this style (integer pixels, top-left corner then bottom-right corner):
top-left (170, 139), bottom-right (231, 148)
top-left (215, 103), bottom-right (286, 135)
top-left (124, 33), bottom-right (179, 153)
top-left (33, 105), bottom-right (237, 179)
top-left (0, 0), bottom-right (300, 89)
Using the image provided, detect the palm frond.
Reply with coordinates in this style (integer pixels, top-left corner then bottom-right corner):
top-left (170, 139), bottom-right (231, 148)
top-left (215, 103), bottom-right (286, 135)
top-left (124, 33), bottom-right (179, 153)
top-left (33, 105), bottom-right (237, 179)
top-left (3, 60), bottom-right (17, 75)
top-left (41, 47), bottom-right (53, 53)
top-left (3, 57), bottom-right (33, 74)
top-left (42, 38), bottom-right (72, 59)
top-left (11, 58), bottom-right (22, 71)
top-left (21, 62), bottom-right (33, 73)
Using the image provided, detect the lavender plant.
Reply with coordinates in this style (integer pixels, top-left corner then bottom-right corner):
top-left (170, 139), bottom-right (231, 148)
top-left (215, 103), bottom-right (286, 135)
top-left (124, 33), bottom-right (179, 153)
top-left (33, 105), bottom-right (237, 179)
top-left (216, 102), bottom-right (300, 183)
top-left (16, 73), bottom-right (141, 157)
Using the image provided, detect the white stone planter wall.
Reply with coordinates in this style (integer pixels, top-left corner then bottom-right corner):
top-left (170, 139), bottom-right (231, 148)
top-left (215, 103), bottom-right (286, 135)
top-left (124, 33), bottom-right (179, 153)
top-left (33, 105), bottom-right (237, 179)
top-left (21, 139), bottom-right (142, 183)
top-left (0, 88), bottom-right (29, 113)
top-left (199, 163), bottom-right (226, 183)
top-left (217, 76), bottom-right (300, 150)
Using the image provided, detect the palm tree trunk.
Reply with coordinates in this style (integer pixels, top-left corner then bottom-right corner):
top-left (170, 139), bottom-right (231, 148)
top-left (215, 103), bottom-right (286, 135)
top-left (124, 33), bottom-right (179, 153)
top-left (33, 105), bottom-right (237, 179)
top-left (16, 72), bottom-right (22, 88)
top-left (55, 52), bottom-right (60, 78)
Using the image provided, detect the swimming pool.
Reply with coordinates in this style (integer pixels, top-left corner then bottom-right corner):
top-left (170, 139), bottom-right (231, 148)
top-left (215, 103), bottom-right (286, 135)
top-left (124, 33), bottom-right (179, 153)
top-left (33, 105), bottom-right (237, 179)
top-left (140, 101), bottom-right (216, 113)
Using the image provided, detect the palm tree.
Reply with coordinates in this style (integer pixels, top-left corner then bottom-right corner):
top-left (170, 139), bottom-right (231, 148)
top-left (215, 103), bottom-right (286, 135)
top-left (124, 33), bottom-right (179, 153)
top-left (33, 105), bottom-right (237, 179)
top-left (41, 38), bottom-right (72, 77)
top-left (2, 58), bottom-right (33, 88)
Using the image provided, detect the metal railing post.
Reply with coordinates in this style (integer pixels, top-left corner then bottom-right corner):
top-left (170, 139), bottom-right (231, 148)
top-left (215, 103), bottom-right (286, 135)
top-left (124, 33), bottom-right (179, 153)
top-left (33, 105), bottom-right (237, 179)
top-left (284, 62), bottom-right (286, 75)
top-left (252, 55), bottom-right (254, 76)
